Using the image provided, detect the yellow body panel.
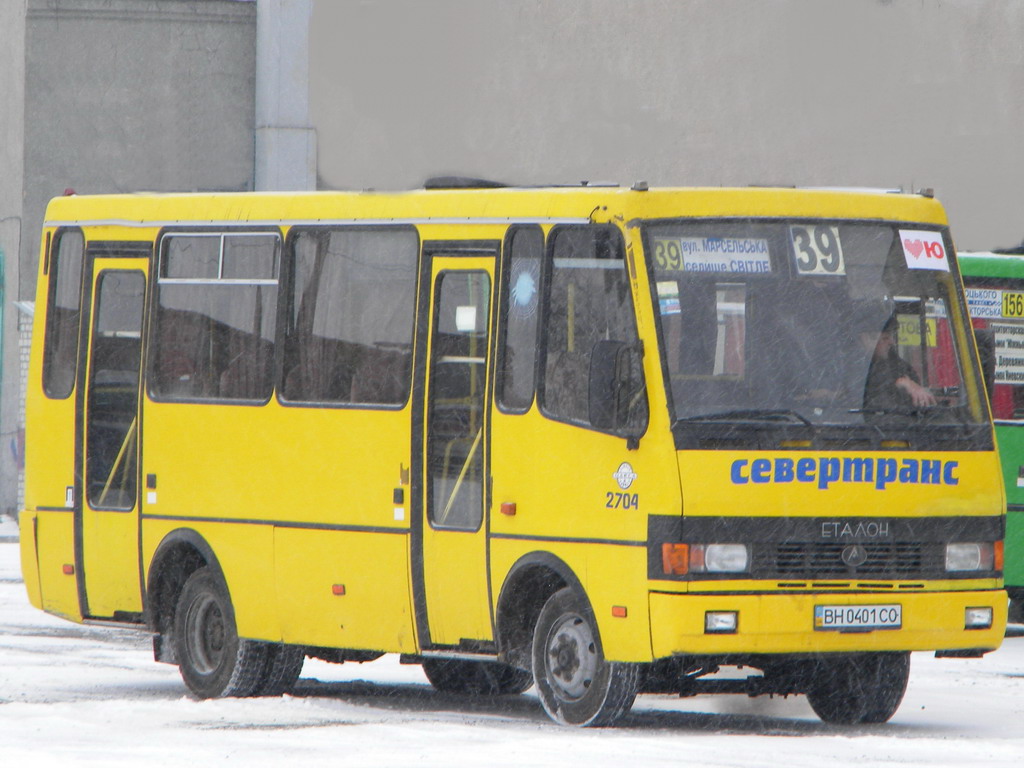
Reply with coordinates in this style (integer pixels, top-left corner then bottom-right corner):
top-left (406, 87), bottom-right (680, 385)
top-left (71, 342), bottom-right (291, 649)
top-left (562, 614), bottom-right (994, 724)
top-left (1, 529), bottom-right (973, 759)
top-left (273, 528), bottom-right (416, 651)
top-left (141, 517), bottom-right (278, 640)
top-left (29, 511), bottom-right (81, 621)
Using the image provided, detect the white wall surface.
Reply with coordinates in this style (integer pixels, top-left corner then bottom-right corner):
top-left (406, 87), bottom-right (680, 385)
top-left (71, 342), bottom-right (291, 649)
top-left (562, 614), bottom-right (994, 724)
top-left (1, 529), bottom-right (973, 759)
top-left (309, 0), bottom-right (1024, 251)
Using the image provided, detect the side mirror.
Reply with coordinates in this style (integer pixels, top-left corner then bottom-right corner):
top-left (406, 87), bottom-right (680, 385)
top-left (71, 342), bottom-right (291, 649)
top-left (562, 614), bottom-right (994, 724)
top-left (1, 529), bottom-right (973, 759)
top-left (974, 327), bottom-right (995, 401)
top-left (588, 340), bottom-right (647, 440)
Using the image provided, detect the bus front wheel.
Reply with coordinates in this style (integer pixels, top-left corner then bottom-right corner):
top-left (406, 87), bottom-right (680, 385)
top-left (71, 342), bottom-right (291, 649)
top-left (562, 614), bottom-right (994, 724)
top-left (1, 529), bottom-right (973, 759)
top-left (531, 587), bottom-right (639, 726)
top-left (805, 652), bottom-right (910, 725)
top-left (173, 567), bottom-right (269, 698)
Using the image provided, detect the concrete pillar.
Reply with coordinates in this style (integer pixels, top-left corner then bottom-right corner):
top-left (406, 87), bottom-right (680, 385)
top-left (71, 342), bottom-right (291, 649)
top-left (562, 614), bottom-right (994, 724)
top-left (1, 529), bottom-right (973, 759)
top-left (255, 0), bottom-right (316, 190)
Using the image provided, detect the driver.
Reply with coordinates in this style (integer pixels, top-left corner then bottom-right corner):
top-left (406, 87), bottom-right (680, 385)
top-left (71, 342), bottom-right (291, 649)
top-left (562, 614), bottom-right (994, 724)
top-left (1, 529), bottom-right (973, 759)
top-left (860, 313), bottom-right (937, 408)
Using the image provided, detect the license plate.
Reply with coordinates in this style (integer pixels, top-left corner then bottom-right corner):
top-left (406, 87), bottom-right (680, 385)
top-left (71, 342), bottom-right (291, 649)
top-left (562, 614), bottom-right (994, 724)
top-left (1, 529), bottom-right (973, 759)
top-left (814, 604), bottom-right (902, 631)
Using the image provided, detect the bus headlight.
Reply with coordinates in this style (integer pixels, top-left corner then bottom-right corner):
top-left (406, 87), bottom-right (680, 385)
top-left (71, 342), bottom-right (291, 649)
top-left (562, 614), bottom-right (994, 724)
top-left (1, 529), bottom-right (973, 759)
top-left (698, 544), bottom-right (750, 573)
top-left (945, 542), bottom-right (994, 572)
top-left (660, 543), bottom-right (751, 575)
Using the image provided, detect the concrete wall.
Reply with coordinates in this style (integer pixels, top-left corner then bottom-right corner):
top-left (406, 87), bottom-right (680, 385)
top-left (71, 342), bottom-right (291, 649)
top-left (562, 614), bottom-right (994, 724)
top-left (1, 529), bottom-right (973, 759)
top-left (0, 2), bottom-right (27, 517)
top-left (309, 0), bottom-right (1024, 251)
top-left (21, 0), bottom-right (257, 298)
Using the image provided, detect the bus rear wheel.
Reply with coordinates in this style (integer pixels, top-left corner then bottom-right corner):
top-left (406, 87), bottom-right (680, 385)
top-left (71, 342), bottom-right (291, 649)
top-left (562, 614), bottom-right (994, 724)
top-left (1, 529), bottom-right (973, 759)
top-left (531, 587), bottom-right (639, 726)
top-left (174, 567), bottom-right (269, 698)
top-left (253, 643), bottom-right (305, 696)
top-left (422, 658), bottom-right (533, 695)
top-left (805, 652), bottom-right (910, 724)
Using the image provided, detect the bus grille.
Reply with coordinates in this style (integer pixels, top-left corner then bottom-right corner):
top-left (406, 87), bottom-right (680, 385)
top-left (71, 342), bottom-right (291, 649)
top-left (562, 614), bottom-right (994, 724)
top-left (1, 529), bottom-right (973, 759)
top-left (772, 542), bottom-right (927, 577)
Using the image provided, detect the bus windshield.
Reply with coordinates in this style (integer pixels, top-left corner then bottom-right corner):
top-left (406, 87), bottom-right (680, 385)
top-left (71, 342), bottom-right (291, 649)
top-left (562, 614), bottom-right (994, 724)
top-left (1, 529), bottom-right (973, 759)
top-left (963, 272), bottom-right (1024, 422)
top-left (645, 219), bottom-right (986, 433)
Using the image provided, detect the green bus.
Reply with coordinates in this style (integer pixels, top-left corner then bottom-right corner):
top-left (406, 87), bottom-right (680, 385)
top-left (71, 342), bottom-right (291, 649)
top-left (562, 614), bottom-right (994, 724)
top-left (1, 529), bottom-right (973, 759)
top-left (959, 250), bottom-right (1024, 621)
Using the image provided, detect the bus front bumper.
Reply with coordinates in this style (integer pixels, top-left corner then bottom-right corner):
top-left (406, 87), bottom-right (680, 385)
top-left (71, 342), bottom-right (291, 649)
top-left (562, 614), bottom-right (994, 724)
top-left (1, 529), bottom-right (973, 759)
top-left (649, 588), bottom-right (1007, 658)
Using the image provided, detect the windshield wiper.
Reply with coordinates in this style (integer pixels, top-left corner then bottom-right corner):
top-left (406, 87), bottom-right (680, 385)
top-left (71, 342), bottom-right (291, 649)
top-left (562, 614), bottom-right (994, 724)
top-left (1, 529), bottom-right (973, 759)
top-left (680, 408), bottom-right (814, 427)
top-left (847, 407), bottom-right (928, 416)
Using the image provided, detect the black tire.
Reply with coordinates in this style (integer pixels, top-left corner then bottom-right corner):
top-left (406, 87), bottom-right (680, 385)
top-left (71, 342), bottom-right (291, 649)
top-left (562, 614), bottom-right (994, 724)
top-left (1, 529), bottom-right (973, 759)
top-left (806, 652), bottom-right (910, 725)
top-left (1008, 597), bottom-right (1024, 625)
top-left (531, 587), bottom-right (639, 726)
top-left (422, 658), bottom-right (533, 696)
top-left (173, 567), bottom-right (269, 698)
top-left (253, 643), bottom-right (305, 696)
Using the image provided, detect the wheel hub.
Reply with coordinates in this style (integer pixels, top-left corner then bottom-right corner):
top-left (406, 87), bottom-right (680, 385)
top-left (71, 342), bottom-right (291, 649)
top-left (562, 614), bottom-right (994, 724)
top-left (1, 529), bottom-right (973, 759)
top-left (545, 614), bottom-right (597, 700)
top-left (186, 593), bottom-right (226, 674)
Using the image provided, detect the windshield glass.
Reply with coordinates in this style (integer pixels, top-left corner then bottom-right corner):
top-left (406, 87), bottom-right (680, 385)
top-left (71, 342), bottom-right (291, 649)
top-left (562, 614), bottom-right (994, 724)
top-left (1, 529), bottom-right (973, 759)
top-left (645, 219), bottom-right (985, 431)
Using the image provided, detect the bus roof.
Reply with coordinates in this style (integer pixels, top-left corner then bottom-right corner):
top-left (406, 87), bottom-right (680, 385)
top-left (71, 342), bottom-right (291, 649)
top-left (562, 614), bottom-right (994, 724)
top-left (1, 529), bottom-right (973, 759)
top-left (42, 185), bottom-right (948, 231)
top-left (956, 250), bottom-right (1024, 280)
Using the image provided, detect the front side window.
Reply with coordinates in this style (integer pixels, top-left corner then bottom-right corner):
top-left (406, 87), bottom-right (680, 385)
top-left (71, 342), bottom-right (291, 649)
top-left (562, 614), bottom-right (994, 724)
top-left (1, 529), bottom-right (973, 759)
top-left (496, 226), bottom-right (543, 412)
top-left (43, 230), bottom-right (85, 399)
top-left (281, 228), bottom-right (418, 406)
top-left (540, 226), bottom-right (647, 432)
top-left (647, 220), bottom-right (985, 445)
top-left (150, 232), bottom-right (280, 402)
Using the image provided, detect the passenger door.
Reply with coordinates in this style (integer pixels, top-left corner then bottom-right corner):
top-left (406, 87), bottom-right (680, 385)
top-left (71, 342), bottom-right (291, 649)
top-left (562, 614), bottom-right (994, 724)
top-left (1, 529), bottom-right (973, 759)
top-left (76, 248), bottom-right (149, 619)
top-left (414, 248), bottom-right (497, 648)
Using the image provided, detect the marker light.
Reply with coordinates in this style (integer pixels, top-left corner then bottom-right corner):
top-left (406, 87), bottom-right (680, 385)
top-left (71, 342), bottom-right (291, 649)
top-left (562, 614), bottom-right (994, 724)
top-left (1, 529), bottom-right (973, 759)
top-left (705, 611), bottom-right (738, 634)
top-left (964, 607), bottom-right (993, 630)
top-left (945, 543), bottom-right (994, 572)
top-left (662, 543), bottom-right (689, 575)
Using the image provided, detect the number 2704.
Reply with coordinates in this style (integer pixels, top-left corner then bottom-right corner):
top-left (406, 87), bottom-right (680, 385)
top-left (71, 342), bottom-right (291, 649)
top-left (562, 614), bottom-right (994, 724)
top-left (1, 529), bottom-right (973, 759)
top-left (606, 492), bottom-right (639, 509)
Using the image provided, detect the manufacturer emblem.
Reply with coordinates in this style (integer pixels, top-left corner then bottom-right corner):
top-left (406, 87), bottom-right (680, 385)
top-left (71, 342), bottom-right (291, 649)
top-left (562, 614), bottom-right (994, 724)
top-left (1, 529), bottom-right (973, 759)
top-left (613, 462), bottom-right (637, 490)
top-left (841, 544), bottom-right (869, 567)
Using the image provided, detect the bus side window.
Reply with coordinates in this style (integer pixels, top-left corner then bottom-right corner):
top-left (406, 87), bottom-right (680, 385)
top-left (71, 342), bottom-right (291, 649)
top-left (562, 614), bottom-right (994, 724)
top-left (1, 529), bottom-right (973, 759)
top-left (149, 233), bottom-right (279, 402)
top-left (42, 229), bottom-right (85, 399)
top-left (496, 226), bottom-right (543, 412)
top-left (540, 226), bottom-right (647, 431)
top-left (281, 227), bottom-right (418, 407)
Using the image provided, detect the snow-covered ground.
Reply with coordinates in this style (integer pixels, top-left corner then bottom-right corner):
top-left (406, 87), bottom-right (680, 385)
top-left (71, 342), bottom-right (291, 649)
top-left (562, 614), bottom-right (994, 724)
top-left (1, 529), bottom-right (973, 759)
top-left (2, 514), bottom-right (1023, 767)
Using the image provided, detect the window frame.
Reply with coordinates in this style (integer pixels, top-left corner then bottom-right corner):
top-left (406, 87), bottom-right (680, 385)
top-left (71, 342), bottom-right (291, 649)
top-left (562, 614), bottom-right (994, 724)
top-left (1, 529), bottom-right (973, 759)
top-left (42, 227), bottom-right (86, 400)
top-left (536, 223), bottom-right (648, 435)
top-left (495, 224), bottom-right (544, 415)
top-left (277, 224), bottom-right (420, 410)
top-left (146, 227), bottom-right (283, 405)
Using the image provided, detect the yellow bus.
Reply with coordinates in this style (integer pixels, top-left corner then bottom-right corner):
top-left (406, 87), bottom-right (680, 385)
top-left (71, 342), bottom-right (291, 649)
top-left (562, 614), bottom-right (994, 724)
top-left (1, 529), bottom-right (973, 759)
top-left (20, 181), bottom-right (1006, 726)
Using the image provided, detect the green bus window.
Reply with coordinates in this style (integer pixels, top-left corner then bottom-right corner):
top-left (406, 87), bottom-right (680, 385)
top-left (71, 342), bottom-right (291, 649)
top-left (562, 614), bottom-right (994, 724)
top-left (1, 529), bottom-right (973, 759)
top-left (282, 228), bottom-right (418, 407)
top-left (42, 230), bottom-right (85, 399)
top-left (496, 226), bottom-right (542, 412)
top-left (963, 278), bottom-right (1024, 420)
top-left (150, 232), bottom-right (280, 402)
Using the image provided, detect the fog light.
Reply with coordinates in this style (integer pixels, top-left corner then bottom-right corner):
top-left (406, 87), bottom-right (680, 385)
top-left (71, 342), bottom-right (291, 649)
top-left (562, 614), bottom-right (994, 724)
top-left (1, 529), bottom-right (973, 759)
top-left (705, 611), bottom-right (738, 634)
top-left (964, 606), bottom-right (993, 630)
top-left (945, 543), bottom-right (993, 572)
